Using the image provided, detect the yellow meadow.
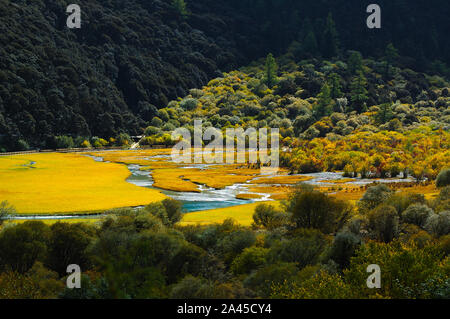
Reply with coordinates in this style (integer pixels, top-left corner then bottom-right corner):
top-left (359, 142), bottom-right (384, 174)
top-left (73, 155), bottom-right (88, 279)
top-left (0, 153), bottom-right (166, 214)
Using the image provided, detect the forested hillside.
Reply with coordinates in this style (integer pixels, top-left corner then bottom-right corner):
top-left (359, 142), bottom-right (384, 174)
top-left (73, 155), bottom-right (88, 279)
top-left (1, 0), bottom-right (450, 151)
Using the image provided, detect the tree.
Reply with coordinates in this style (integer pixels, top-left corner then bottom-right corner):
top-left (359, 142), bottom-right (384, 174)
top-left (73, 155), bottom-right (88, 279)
top-left (436, 168), bottom-right (450, 188)
top-left (303, 31), bottom-right (319, 56)
top-left (0, 201), bottom-right (16, 225)
top-left (161, 198), bottom-right (183, 226)
top-left (285, 187), bottom-right (351, 234)
top-left (244, 262), bottom-right (299, 298)
top-left (349, 71), bottom-right (368, 112)
top-left (0, 221), bottom-right (51, 273)
top-left (375, 102), bottom-right (394, 124)
top-left (263, 53), bottom-right (278, 88)
top-left (268, 229), bottom-right (328, 269)
top-left (348, 51), bottom-right (363, 75)
top-left (367, 205), bottom-right (399, 243)
top-left (314, 83), bottom-right (332, 118)
top-left (322, 13), bottom-right (339, 58)
top-left (345, 241), bottom-right (447, 298)
top-left (328, 232), bottom-right (361, 269)
top-left (172, 0), bottom-right (188, 17)
top-left (253, 203), bottom-right (287, 230)
top-left (231, 247), bottom-right (268, 275)
top-left (358, 184), bottom-right (392, 213)
top-left (328, 73), bottom-right (342, 99)
top-left (402, 204), bottom-right (434, 228)
top-left (46, 223), bottom-right (95, 276)
top-left (385, 43), bottom-right (399, 76)
top-left (425, 211), bottom-right (450, 237)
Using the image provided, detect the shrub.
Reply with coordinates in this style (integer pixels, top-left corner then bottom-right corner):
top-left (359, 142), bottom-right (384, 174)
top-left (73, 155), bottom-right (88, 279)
top-left (231, 247), bottom-right (269, 275)
top-left (80, 140), bottom-right (91, 148)
top-left (286, 187), bottom-right (351, 234)
top-left (144, 126), bottom-right (161, 136)
top-left (253, 204), bottom-right (288, 230)
top-left (267, 229), bottom-right (328, 269)
top-left (0, 201), bottom-right (16, 224)
top-left (180, 98), bottom-right (198, 110)
top-left (328, 232), bottom-right (361, 269)
top-left (425, 211), bottom-right (450, 237)
top-left (436, 168), bottom-right (450, 188)
top-left (402, 204), bottom-right (434, 228)
top-left (244, 262), bottom-right (299, 298)
top-left (115, 133), bottom-right (131, 146)
top-left (358, 184), bottom-right (392, 213)
top-left (367, 205), bottom-right (399, 243)
top-left (55, 135), bottom-right (74, 149)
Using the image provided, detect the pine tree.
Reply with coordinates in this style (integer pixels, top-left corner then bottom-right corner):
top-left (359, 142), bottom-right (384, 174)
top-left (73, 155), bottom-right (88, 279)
top-left (350, 71), bottom-right (368, 113)
top-left (315, 83), bottom-right (332, 118)
top-left (322, 13), bottom-right (339, 58)
top-left (328, 73), bottom-right (342, 99)
top-left (300, 18), bottom-right (319, 57)
top-left (385, 43), bottom-right (399, 77)
top-left (264, 53), bottom-right (278, 88)
top-left (375, 103), bottom-right (394, 124)
top-left (172, 0), bottom-right (188, 17)
top-left (303, 31), bottom-right (319, 56)
top-left (348, 51), bottom-right (363, 75)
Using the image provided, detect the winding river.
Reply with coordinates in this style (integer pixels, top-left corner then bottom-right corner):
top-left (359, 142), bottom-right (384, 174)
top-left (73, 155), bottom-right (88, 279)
top-left (8, 152), bottom-right (416, 220)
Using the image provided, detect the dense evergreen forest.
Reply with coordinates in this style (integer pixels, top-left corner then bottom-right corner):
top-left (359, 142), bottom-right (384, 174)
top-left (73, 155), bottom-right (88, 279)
top-left (1, 0), bottom-right (449, 151)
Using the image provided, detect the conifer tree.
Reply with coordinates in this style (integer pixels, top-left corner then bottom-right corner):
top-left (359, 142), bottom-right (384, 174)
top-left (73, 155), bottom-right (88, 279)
top-left (172, 0), bottom-right (188, 17)
top-left (348, 51), bottom-right (363, 75)
top-left (328, 73), bottom-right (342, 99)
top-left (315, 83), bottom-right (332, 118)
top-left (264, 53), bottom-right (278, 88)
top-left (375, 102), bottom-right (394, 124)
top-left (350, 71), bottom-right (368, 112)
top-left (322, 13), bottom-right (339, 58)
top-left (385, 43), bottom-right (399, 77)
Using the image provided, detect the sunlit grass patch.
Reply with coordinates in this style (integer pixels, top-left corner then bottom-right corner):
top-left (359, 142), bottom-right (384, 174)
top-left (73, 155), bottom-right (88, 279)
top-left (0, 153), bottom-right (166, 214)
top-left (152, 168), bottom-right (201, 192)
top-left (236, 193), bottom-right (264, 200)
top-left (252, 175), bottom-right (313, 185)
top-left (179, 201), bottom-right (281, 226)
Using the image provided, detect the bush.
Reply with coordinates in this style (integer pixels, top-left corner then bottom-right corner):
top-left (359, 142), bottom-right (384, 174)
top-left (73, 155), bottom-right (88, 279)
top-left (386, 193), bottom-right (425, 215)
top-left (267, 229), bottom-right (328, 269)
top-left (286, 187), bottom-right (351, 234)
top-left (244, 262), bottom-right (299, 298)
top-left (367, 205), bottom-right (399, 243)
top-left (358, 184), bottom-right (392, 213)
top-left (180, 98), bottom-right (198, 110)
top-left (402, 204), bottom-right (434, 228)
top-left (253, 204), bottom-right (288, 230)
top-left (144, 126), bottom-right (161, 136)
top-left (231, 247), bottom-right (269, 275)
top-left (425, 211), bottom-right (450, 237)
top-left (16, 139), bottom-right (29, 151)
top-left (328, 232), bottom-right (361, 269)
top-left (55, 135), bottom-right (74, 149)
top-left (115, 133), bottom-right (131, 146)
top-left (0, 201), bottom-right (16, 224)
top-left (436, 168), bottom-right (450, 188)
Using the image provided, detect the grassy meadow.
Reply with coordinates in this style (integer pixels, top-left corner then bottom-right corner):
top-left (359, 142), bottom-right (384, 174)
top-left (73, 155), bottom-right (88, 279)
top-left (0, 152), bottom-right (166, 214)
